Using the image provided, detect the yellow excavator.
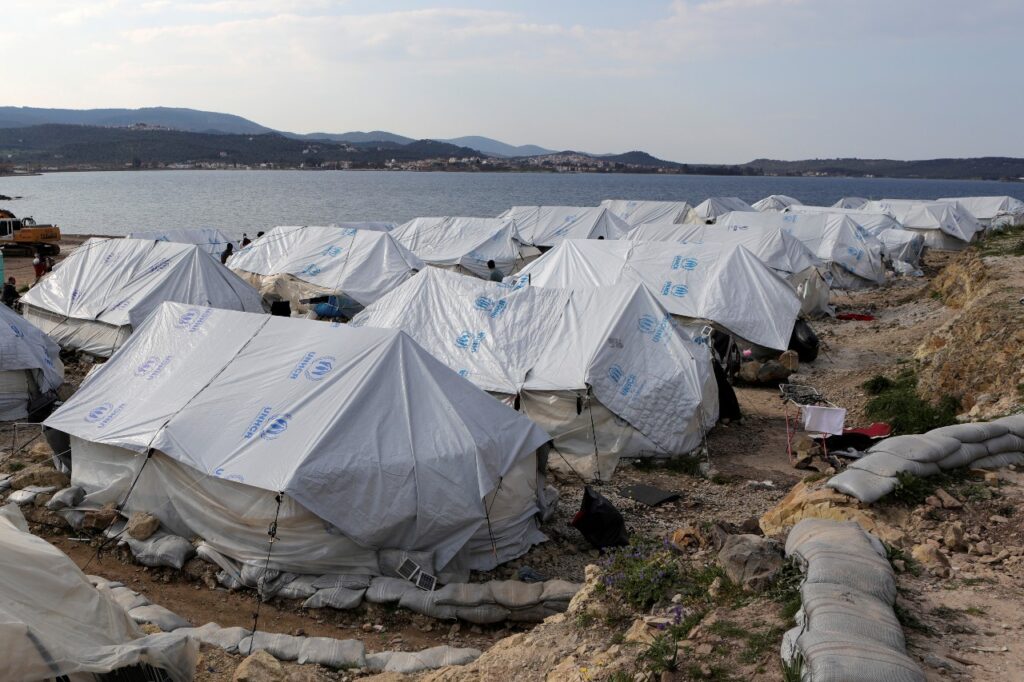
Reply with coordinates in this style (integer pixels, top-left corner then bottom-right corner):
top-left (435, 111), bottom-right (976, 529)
top-left (0, 209), bottom-right (61, 256)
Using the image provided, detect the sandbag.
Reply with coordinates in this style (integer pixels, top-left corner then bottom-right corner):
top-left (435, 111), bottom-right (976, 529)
top-left (936, 443), bottom-right (989, 470)
top-left (929, 422), bottom-right (1008, 443)
top-left (489, 580), bottom-right (545, 609)
top-left (455, 604), bottom-right (511, 624)
top-left (786, 519), bottom-right (886, 562)
top-left (797, 630), bottom-right (925, 682)
top-left (780, 626), bottom-right (802, 665)
top-left (122, 532), bottom-right (195, 570)
top-left (365, 577), bottom-right (417, 604)
top-left (237, 632), bottom-right (303, 661)
top-left (434, 582), bottom-right (495, 607)
top-left (181, 623), bottom-right (250, 653)
top-left (570, 486), bottom-right (629, 549)
top-left (196, 542), bottom-right (243, 586)
top-left (275, 575), bottom-right (318, 600)
top-left (540, 580), bottom-right (581, 603)
top-left (984, 433), bottom-right (1024, 455)
top-left (849, 453), bottom-right (940, 478)
top-left (867, 434), bottom-right (961, 463)
top-left (129, 604), bottom-right (191, 632)
top-left (45, 485), bottom-right (84, 510)
top-left (368, 646), bottom-right (482, 674)
top-left (312, 573), bottom-right (372, 591)
top-left (297, 637), bottom-right (366, 669)
top-left (800, 583), bottom-right (905, 650)
top-left (825, 469), bottom-right (897, 504)
top-left (302, 587), bottom-right (366, 611)
top-left (398, 589), bottom-right (458, 620)
top-left (992, 414), bottom-right (1024, 438)
top-left (508, 603), bottom-right (566, 622)
top-left (971, 452), bottom-right (1024, 470)
top-left (104, 585), bottom-right (151, 612)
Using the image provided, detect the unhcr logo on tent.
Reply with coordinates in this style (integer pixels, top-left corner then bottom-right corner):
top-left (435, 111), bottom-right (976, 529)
top-left (71, 288), bottom-right (82, 303)
top-left (261, 413), bottom-right (291, 440)
top-left (102, 253), bottom-right (116, 265)
top-left (144, 258), bottom-right (172, 275)
top-left (110, 297), bottom-right (132, 311)
top-left (607, 364), bottom-right (642, 397)
top-left (9, 323), bottom-right (22, 338)
top-left (637, 314), bottom-right (670, 343)
top-left (660, 282), bottom-right (689, 298)
top-left (607, 365), bottom-right (624, 383)
top-left (84, 401), bottom-right (126, 429)
top-left (846, 247), bottom-right (863, 261)
top-left (305, 356), bottom-right (335, 381)
top-left (725, 225), bottom-right (748, 232)
top-left (213, 468), bottom-right (245, 483)
top-left (244, 406), bottom-right (273, 439)
top-left (321, 245), bottom-right (342, 257)
top-left (455, 331), bottom-right (486, 353)
top-left (458, 368), bottom-right (472, 378)
top-left (341, 228), bottom-right (358, 237)
top-left (671, 256), bottom-right (699, 271)
top-left (175, 308), bottom-right (213, 332)
top-left (135, 355), bottom-right (172, 381)
top-left (302, 263), bottom-right (322, 277)
top-left (474, 296), bottom-right (508, 319)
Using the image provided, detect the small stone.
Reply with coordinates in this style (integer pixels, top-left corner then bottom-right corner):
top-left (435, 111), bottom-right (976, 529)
top-left (778, 350), bottom-right (799, 372)
top-left (707, 576), bottom-right (723, 599)
top-left (126, 512), bottom-right (161, 541)
top-left (80, 506), bottom-right (120, 531)
top-left (973, 541), bottom-right (993, 556)
top-left (989, 515), bottom-right (1009, 524)
top-left (738, 361), bottom-right (762, 383)
top-left (361, 622), bottom-right (373, 632)
top-left (943, 522), bottom-right (967, 552)
top-left (911, 543), bottom-right (951, 577)
top-left (924, 495), bottom-right (943, 509)
top-left (694, 643), bottom-right (713, 656)
top-left (892, 559), bottom-right (906, 573)
top-left (934, 488), bottom-right (962, 509)
top-left (232, 650), bottom-right (285, 682)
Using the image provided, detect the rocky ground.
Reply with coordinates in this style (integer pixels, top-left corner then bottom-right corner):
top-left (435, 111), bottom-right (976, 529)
top-left (1, 229), bottom-right (1022, 680)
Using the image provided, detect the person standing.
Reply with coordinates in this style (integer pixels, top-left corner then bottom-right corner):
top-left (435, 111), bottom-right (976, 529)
top-left (32, 256), bottom-right (46, 283)
top-left (486, 259), bottom-right (504, 282)
top-left (241, 233), bottom-right (252, 247)
top-left (2, 277), bottom-right (18, 308)
top-left (221, 242), bottom-right (234, 265)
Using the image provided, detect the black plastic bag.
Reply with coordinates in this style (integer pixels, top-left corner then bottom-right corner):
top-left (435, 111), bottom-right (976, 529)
top-left (788, 319), bottom-right (820, 363)
top-left (570, 486), bottom-right (629, 550)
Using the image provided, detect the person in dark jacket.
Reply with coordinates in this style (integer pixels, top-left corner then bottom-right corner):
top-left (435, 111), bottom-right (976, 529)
top-left (486, 259), bottom-right (504, 282)
top-left (2, 277), bottom-right (18, 308)
top-left (221, 243), bottom-right (234, 264)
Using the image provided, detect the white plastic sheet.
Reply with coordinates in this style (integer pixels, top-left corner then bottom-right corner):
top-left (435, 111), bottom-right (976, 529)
top-left (390, 217), bottom-right (524, 278)
top-left (513, 239), bottom-right (801, 350)
top-left (692, 197), bottom-right (755, 221)
top-left (936, 196), bottom-right (1024, 228)
top-left (752, 194), bottom-right (803, 212)
top-left (599, 200), bottom-right (697, 226)
top-left (228, 225), bottom-right (423, 305)
top-left (0, 302), bottom-right (63, 397)
top-left (864, 199), bottom-right (982, 247)
top-left (45, 303), bottom-right (550, 569)
top-left (498, 206), bottom-right (629, 246)
top-left (126, 228), bottom-right (234, 256)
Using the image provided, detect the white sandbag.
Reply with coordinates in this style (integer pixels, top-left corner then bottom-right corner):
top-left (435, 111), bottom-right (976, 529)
top-left (122, 532), bottom-right (195, 570)
top-left (489, 580), bottom-right (545, 609)
top-left (398, 589), bottom-right (458, 620)
top-left (275, 575), bottom-right (318, 600)
top-left (849, 453), bottom-right (940, 478)
top-left (825, 469), bottom-right (897, 504)
top-left (540, 579), bottom-right (581, 603)
top-left (45, 486), bottom-right (84, 510)
top-left (368, 646), bottom-right (482, 674)
top-left (302, 587), bottom-right (366, 610)
top-left (297, 637), bottom-right (366, 669)
top-left (508, 603), bottom-right (566, 622)
top-left (434, 582), bottom-right (495, 607)
top-left (365, 577), bottom-right (418, 604)
top-left (312, 573), bottom-right (372, 590)
top-left (936, 442), bottom-right (989, 470)
top-left (972, 452), bottom-right (1024, 470)
top-left (104, 585), bottom-right (151, 612)
top-left (786, 519), bottom-right (887, 561)
top-left (0, 475), bottom-right (10, 492)
top-left (984, 433), bottom-right (1024, 455)
top-left (929, 422), bottom-right (1009, 443)
top-left (128, 604), bottom-right (191, 632)
top-left (800, 583), bottom-right (905, 650)
top-left (181, 623), bottom-right (250, 653)
top-left (237, 631), bottom-right (303, 661)
top-left (455, 604), bottom-right (511, 624)
top-left (7, 489), bottom-right (41, 505)
top-left (786, 521), bottom-right (895, 605)
top-left (217, 570), bottom-right (245, 591)
top-left (867, 434), bottom-right (961, 463)
top-left (992, 414), bottom-right (1024, 438)
top-left (780, 626), bottom-right (802, 666)
top-left (797, 630), bottom-right (925, 682)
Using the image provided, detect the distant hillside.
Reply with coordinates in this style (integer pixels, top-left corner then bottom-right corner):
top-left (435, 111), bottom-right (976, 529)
top-left (442, 136), bottom-right (553, 157)
top-left (0, 106), bottom-right (273, 135)
top-left (597, 150), bottom-right (682, 168)
top-left (744, 157), bottom-right (1024, 181)
top-left (288, 130), bottom-right (416, 145)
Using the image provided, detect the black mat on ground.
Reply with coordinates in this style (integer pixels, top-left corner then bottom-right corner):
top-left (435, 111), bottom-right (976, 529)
top-left (618, 484), bottom-right (680, 507)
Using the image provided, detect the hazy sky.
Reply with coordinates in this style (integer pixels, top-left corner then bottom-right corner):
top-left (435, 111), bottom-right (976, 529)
top-left (6, 0), bottom-right (1024, 163)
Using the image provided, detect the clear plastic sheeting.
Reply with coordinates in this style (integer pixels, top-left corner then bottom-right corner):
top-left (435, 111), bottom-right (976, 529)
top-left (513, 239), bottom-right (801, 350)
top-left (752, 194), bottom-right (803, 212)
top-left (692, 197), bottom-right (755, 221)
top-left (228, 225), bottom-right (424, 307)
top-left (126, 228), bottom-right (235, 256)
top-left (0, 303), bottom-right (64, 419)
top-left (599, 200), bottom-right (698, 226)
top-left (937, 196), bottom-right (1024, 229)
top-left (497, 206), bottom-right (629, 247)
top-left (0, 503), bottom-right (198, 682)
top-left (864, 200), bottom-right (982, 249)
top-left (20, 237), bottom-right (264, 356)
top-left (717, 211), bottom-right (886, 289)
top-left (390, 217), bottom-right (526, 278)
top-left (45, 303), bottom-right (551, 573)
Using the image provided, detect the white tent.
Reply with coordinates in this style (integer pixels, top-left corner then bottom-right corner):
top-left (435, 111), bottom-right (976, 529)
top-left (390, 217), bottom-right (525, 278)
top-left (20, 238), bottom-right (265, 357)
top-left (786, 205), bottom-right (925, 266)
top-left (718, 212), bottom-right (886, 289)
top-left (833, 197), bottom-right (869, 209)
top-left (752, 194), bottom-right (803, 212)
top-left (497, 206), bottom-right (629, 247)
top-left (692, 197), bottom-right (755, 222)
top-left (228, 225), bottom-right (423, 314)
top-left (0, 304), bottom-right (63, 420)
top-left (626, 221), bottom-right (818, 276)
top-left (512, 239), bottom-right (801, 351)
top-left (126, 228), bottom-right (234, 256)
top-left (44, 303), bottom-right (551, 577)
top-left (599, 200), bottom-right (698, 226)
top-left (937, 196), bottom-right (1024, 229)
top-left (863, 199), bottom-right (981, 250)
top-left (334, 221), bottom-right (397, 231)
top-left (0, 505), bottom-right (197, 681)
top-left (351, 268), bottom-right (718, 481)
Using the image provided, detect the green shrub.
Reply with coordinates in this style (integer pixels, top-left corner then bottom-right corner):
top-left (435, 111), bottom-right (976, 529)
top-left (599, 539), bottom-right (683, 610)
top-left (862, 370), bottom-right (959, 434)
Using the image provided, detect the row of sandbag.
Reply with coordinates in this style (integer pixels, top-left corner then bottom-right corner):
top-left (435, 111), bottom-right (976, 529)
top-left (781, 519), bottom-right (924, 682)
top-left (87, 574), bottom-right (481, 674)
top-left (827, 414), bottom-right (1024, 503)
